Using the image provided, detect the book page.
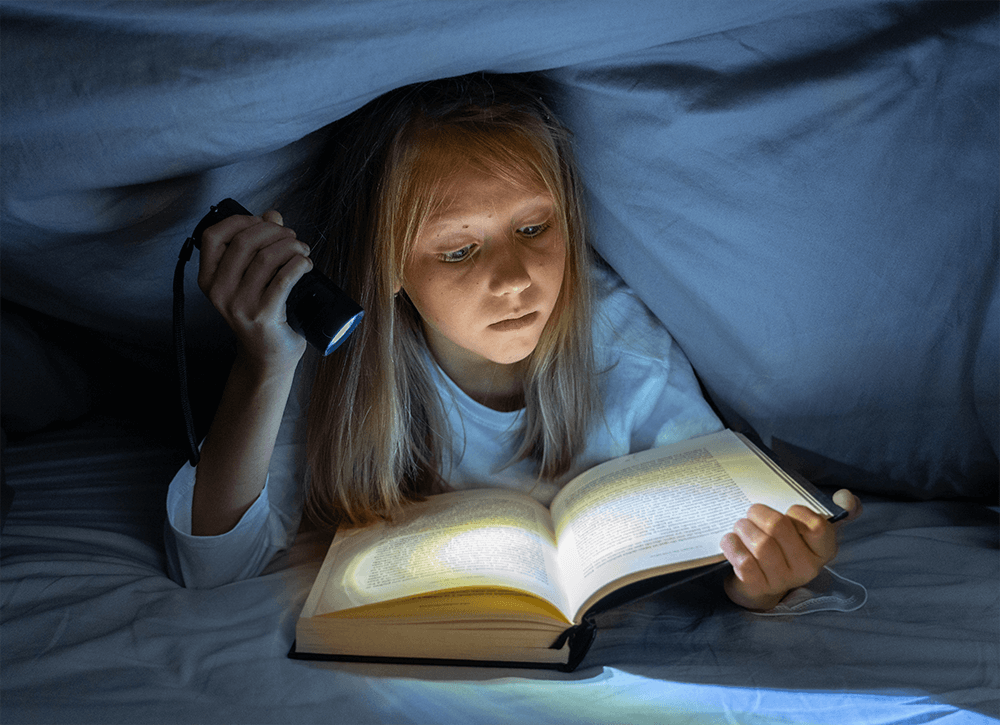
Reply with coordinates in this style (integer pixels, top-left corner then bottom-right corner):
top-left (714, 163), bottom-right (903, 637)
top-left (310, 489), bottom-right (571, 619)
top-left (550, 430), bottom-right (830, 618)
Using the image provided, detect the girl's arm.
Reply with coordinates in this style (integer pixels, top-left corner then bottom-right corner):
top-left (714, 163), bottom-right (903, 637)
top-left (720, 489), bottom-right (863, 611)
top-left (190, 210), bottom-right (313, 537)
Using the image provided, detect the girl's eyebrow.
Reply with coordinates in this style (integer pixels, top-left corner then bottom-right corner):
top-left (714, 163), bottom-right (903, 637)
top-left (426, 195), bottom-right (554, 230)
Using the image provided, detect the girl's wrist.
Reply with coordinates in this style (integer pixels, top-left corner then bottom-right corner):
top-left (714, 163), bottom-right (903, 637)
top-left (231, 345), bottom-right (302, 389)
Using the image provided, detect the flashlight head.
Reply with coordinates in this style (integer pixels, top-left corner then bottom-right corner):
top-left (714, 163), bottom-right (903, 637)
top-left (285, 269), bottom-right (364, 356)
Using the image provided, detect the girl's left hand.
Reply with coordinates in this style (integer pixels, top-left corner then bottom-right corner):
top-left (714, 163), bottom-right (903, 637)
top-left (720, 489), bottom-right (862, 611)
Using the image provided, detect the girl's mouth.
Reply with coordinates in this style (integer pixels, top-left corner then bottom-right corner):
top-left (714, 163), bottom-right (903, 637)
top-left (489, 312), bottom-right (538, 332)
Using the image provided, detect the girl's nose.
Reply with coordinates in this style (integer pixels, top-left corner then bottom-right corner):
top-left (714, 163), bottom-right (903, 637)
top-left (488, 243), bottom-right (532, 295)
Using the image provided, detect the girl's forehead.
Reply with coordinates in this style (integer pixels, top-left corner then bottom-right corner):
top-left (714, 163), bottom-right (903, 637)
top-left (411, 124), bottom-right (550, 181)
top-left (423, 163), bottom-right (552, 219)
top-left (404, 124), bottom-right (563, 230)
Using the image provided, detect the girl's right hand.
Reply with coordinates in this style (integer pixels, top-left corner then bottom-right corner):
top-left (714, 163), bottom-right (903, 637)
top-left (197, 209), bottom-right (313, 373)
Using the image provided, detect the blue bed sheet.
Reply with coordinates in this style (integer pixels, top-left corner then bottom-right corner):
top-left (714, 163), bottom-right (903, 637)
top-left (1, 416), bottom-right (997, 724)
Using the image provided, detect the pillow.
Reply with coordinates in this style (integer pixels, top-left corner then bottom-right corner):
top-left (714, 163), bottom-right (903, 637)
top-left (549, 2), bottom-right (998, 499)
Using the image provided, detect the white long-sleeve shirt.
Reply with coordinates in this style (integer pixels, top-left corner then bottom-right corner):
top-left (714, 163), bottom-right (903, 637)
top-left (164, 266), bottom-right (724, 589)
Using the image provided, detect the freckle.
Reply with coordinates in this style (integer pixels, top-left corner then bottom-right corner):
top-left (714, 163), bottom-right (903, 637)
top-left (462, 225), bottom-right (469, 229)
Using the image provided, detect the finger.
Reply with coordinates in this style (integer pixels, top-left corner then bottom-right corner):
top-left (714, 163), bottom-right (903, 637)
top-left (786, 504), bottom-right (837, 563)
top-left (209, 222), bottom-right (299, 305)
top-left (261, 209), bottom-right (284, 226)
top-left (741, 504), bottom-right (795, 568)
top-left (731, 514), bottom-right (790, 590)
top-left (240, 242), bottom-right (313, 318)
top-left (743, 504), bottom-right (822, 584)
top-left (238, 236), bottom-right (312, 297)
top-left (720, 532), bottom-right (769, 592)
top-left (197, 215), bottom-right (260, 292)
top-left (258, 253), bottom-right (314, 318)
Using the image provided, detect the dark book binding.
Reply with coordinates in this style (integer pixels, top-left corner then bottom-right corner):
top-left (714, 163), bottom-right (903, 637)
top-left (288, 619), bottom-right (595, 673)
top-left (287, 562), bottom-right (728, 672)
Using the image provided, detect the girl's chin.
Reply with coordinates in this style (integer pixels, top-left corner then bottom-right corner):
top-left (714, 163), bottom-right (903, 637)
top-left (488, 352), bottom-right (534, 367)
top-left (482, 338), bottom-right (542, 366)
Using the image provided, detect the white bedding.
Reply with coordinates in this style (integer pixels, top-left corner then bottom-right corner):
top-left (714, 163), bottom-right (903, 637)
top-left (2, 416), bottom-right (996, 724)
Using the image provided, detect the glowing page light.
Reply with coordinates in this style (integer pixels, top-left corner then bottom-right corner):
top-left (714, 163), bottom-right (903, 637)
top-left (312, 490), bottom-right (571, 619)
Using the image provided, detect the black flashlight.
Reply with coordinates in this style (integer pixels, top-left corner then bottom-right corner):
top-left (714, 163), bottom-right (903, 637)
top-left (190, 198), bottom-right (364, 356)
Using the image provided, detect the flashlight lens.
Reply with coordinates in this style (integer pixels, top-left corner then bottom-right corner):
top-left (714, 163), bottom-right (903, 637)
top-left (323, 311), bottom-right (365, 356)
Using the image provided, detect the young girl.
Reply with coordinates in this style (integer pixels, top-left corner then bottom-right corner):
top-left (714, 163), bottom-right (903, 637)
top-left (165, 73), bottom-right (859, 611)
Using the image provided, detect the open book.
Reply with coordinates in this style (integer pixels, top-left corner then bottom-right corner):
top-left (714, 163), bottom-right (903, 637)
top-left (292, 430), bottom-right (844, 670)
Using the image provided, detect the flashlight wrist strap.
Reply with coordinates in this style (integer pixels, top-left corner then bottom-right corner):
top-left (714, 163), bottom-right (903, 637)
top-left (173, 237), bottom-right (201, 467)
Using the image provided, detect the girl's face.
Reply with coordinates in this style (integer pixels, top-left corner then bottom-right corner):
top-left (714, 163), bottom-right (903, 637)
top-left (401, 162), bottom-right (566, 399)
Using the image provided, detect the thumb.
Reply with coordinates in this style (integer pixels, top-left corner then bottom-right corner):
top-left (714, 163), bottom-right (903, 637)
top-left (832, 489), bottom-right (862, 525)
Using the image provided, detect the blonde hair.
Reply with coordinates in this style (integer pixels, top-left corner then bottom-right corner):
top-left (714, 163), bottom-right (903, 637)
top-left (302, 73), bottom-right (596, 529)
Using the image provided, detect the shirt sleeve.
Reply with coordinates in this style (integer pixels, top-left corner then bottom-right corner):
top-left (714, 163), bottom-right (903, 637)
top-left (163, 355), bottom-right (313, 589)
top-left (617, 337), bottom-right (725, 454)
top-left (591, 265), bottom-right (725, 454)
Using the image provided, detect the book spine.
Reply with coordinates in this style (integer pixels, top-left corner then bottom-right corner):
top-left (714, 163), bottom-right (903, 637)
top-left (550, 620), bottom-right (597, 672)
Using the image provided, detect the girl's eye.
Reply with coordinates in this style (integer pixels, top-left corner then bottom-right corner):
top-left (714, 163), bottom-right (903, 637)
top-left (439, 244), bottom-right (476, 263)
top-left (518, 223), bottom-right (550, 238)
